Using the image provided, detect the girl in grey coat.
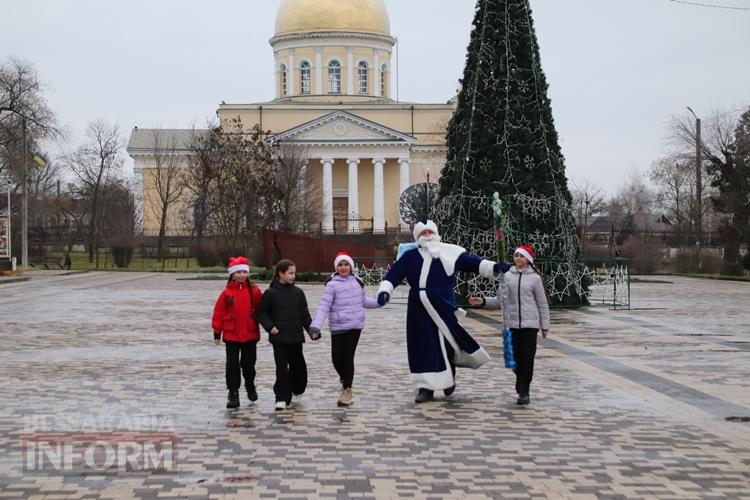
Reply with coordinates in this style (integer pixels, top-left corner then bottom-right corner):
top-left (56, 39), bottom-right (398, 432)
top-left (469, 245), bottom-right (550, 405)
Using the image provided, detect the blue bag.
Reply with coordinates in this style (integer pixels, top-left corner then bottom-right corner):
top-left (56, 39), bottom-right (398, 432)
top-left (503, 328), bottom-right (516, 371)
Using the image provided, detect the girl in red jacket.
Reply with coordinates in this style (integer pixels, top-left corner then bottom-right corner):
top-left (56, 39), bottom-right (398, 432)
top-left (212, 257), bottom-right (263, 409)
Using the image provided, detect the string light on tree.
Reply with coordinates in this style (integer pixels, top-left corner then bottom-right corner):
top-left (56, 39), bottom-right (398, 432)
top-left (435, 0), bottom-right (589, 305)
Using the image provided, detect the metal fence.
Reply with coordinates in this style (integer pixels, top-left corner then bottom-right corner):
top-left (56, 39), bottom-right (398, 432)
top-left (584, 258), bottom-right (631, 310)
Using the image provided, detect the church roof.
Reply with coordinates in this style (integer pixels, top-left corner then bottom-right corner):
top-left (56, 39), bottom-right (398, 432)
top-left (274, 0), bottom-right (391, 37)
top-left (127, 128), bottom-right (207, 155)
top-left (271, 110), bottom-right (416, 147)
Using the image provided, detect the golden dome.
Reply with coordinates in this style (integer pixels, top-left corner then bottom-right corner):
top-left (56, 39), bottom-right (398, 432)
top-left (274, 0), bottom-right (391, 37)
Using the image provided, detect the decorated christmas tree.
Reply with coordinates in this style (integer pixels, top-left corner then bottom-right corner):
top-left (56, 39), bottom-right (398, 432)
top-left (435, 0), bottom-right (589, 305)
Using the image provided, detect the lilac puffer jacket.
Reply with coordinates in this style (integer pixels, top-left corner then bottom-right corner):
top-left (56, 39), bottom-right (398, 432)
top-left (311, 274), bottom-right (380, 334)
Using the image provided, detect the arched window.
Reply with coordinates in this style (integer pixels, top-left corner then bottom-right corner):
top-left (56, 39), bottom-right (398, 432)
top-left (380, 64), bottom-right (387, 97)
top-left (280, 64), bottom-right (287, 96)
top-left (357, 61), bottom-right (369, 94)
top-left (328, 60), bottom-right (341, 94)
top-left (300, 61), bottom-right (311, 95)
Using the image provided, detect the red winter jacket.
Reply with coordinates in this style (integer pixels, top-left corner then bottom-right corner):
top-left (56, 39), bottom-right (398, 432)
top-left (212, 281), bottom-right (263, 343)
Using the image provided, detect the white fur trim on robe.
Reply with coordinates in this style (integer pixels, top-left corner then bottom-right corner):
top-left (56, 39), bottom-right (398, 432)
top-left (411, 369), bottom-right (455, 391)
top-left (422, 242), bottom-right (467, 276)
top-left (478, 259), bottom-right (496, 279)
top-left (377, 280), bottom-right (394, 296)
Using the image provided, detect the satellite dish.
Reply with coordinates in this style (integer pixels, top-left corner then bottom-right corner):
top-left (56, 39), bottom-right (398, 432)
top-left (399, 182), bottom-right (439, 225)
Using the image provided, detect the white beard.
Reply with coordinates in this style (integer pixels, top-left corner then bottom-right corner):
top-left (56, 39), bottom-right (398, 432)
top-left (418, 234), bottom-right (443, 259)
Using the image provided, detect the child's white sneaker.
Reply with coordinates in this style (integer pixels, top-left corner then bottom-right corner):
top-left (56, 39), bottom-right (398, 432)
top-left (275, 401), bottom-right (286, 411)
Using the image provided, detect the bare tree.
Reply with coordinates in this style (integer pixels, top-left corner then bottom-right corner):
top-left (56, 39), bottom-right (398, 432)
top-left (147, 129), bottom-right (186, 261)
top-left (570, 179), bottom-right (607, 255)
top-left (183, 118), bottom-right (319, 260)
top-left (649, 157), bottom-right (692, 242)
top-left (669, 107), bottom-right (750, 268)
top-left (100, 180), bottom-right (138, 267)
top-left (54, 186), bottom-right (88, 259)
top-left (185, 123), bottom-right (220, 242)
top-left (610, 172), bottom-right (654, 223)
top-left (0, 57), bottom-right (61, 184)
top-left (66, 120), bottom-right (124, 263)
top-left (268, 142), bottom-right (321, 233)
top-left (209, 118), bottom-right (267, 255)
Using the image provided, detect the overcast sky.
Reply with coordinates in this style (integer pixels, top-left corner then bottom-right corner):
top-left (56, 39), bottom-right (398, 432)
top-left (3, 0), bottom-right (749, 193)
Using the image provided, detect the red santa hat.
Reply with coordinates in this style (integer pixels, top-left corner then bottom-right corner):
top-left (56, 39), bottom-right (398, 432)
top-left (514, 245), bottom-right (536, 264)
top-left (228, 256), bottom-right (251, 275)
top-left (334, 252), bottom-right (355, 270)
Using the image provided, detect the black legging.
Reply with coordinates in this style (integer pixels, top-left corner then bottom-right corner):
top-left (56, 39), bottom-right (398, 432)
top-left (511, 328), bottom-right (538, 395)
top-left (272, 342), bottom-right (307, 404)
top-left (225, 341), bottom-right (257, 392)
top-left (331, 330), bottom-right (362, 389)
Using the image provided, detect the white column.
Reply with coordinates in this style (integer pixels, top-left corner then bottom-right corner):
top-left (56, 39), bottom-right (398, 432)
top-left (315, 48), bottom-right (323, 95)
top-left (300, 160), bottom-right (308, 205)
top-left (321, 159), bottom-right (334, 232)
top-left (399, 159), bottom-right (410, 230)
top-left (374, 50), bottom-right (381, 97)
top-left (347, 47), bottom-right (354, 95)
top-left (273, 50), bottom-right (280, 98)
top-left (347, 158), bottom-right (360, 232)
top-left (373, 158), bottom-right (385, 233)
top-left (287, 49), bottom-right (295, 96)
top-left (133, 167), bottom-right (145, 233)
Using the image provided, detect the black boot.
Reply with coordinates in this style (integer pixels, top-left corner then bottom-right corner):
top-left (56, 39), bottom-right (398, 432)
top-left (246, 386), bottom-right (258, 403)
top-left (414, 389), bottom-right (434, 404)
top-left (226, 390), bottom-right (240, 409)
top-left (517, 393), bottom-right (530, 405)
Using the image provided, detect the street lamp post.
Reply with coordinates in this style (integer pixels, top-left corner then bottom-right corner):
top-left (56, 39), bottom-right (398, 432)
top-left (687, 106), bottom-right (702, 269)
top-left (582, 198), bottom-right (590, 257)
top-left (21, 116), bottom-right (29, 270)
top-left (4, 177), bottom-right (10, 266)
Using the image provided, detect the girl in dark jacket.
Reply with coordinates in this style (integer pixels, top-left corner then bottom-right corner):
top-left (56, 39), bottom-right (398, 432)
top-left (212, 256), bottom-right (263, 409)
top-left (257, 259), bottom-right (319, 411)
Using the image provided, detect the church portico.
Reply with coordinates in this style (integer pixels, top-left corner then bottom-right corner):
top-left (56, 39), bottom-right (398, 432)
top-left (312, 154), bottom-right (409, 234)
top-left (272, 110), bottom-right (415, 233)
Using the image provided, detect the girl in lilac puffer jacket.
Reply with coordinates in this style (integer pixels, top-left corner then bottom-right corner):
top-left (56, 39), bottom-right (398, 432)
top-left (310, 252), bottom-right (381, 406)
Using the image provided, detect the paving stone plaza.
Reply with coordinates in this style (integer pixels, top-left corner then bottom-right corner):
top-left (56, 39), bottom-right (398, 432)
top-left (1, 272), bottom-right (749, 499)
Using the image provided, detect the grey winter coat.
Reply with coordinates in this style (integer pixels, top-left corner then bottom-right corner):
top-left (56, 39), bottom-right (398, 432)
top-left (485, 266), bottom-right (550, 331)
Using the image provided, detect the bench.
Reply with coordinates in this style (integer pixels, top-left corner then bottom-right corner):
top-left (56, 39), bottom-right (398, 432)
top-left (30, 256), bottom-right (64, 270)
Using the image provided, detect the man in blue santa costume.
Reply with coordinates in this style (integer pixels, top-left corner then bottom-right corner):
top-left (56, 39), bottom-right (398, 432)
top-left (377, 220), bottom-right (509, 403)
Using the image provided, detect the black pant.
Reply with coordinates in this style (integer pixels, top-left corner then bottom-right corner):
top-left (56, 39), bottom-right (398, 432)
top-left (331, 330), bottom-right (362, 389)
top-left (272, 342), bottom-right (307, 404)
top-left (423, 338), bottom-right (456, 395)
top-left (225, 341), bottom-right (257, 392)
top-left (444, 338), bottom-right (456, 380)
top-left (511, 328), bottom-right (538, 395)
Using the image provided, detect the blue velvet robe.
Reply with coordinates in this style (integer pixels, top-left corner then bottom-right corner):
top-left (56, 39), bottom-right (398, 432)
top-left (379, 245), bottom-right (496, 391)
